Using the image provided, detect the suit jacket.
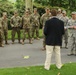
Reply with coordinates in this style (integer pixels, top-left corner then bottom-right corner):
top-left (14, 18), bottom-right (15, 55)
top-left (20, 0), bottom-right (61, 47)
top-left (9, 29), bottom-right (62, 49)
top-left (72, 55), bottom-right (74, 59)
top-left (44, 17), bottom-right (64, 46)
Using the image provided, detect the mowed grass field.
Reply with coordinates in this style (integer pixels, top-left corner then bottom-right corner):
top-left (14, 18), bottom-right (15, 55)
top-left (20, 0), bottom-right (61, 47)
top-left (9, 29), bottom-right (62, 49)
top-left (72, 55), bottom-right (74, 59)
top-left (0, 63), bottom-right (76, 75)
top-left (8, 29), bottom-right (43, 39)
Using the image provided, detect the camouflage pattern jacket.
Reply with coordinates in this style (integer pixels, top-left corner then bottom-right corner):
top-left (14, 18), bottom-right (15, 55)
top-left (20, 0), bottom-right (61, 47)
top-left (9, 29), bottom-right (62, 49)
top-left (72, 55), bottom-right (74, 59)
top-left (10, 16), bottom-right (21, 28)
top-left (67, 18), bottom-right (76, 37)
top-left (31, 13), bottom-right (40, 27)
top-left (22, 15), bottom-right (31, 29)
top-left (40, 13), bottom-right (51, 28)
top-left (2, 17), bottom-right (8, 31)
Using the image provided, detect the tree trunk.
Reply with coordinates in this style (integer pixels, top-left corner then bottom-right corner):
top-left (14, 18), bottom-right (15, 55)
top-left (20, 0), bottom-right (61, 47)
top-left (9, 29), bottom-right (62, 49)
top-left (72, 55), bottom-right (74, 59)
top-left (25, 0), bottom-right (33, 13)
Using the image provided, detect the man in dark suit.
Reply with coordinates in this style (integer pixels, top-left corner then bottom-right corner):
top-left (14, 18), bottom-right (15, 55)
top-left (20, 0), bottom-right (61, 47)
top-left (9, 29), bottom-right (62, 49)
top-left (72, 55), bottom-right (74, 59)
top-left (44, 9), bottom-right (65, 70)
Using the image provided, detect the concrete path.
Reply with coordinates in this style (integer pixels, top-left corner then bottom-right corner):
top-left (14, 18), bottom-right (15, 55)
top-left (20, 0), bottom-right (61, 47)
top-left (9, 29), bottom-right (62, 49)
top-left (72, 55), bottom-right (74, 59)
top-left (0, 39), bottom-right (76, 68)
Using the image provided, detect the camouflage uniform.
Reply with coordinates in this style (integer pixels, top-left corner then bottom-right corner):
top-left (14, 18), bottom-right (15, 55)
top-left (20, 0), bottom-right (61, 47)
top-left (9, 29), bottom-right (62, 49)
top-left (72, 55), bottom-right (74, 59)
top-left (40, 12), bottom-right (51, 50)
top-left (57, 8), bottom-right (63, 19)
top-left (0, 18), bottom-right (4, 47)
top-left (31, 11), bottom-right (40, 40)
top-left (57, 13), bottom-right (63, 19)
top-left (10, 15), bottom-right (21, 44)
top-left (22, 12), bottom-right (32, 44)
top-left (67, 17), bottom-right (76, 55)
top-left (2, 15), bottom-right (9, 44)
top-left (61, 15), bottom-right (69, 48)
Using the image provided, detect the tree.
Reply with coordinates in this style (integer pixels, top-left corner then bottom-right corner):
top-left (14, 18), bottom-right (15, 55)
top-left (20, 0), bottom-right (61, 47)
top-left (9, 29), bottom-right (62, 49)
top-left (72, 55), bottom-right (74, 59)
top-left (15, 0), bottom-right (25, 16)
top-left (34, 0), bottom-right (76, 11)
top-left (25, 0), bottom-right (33, 13)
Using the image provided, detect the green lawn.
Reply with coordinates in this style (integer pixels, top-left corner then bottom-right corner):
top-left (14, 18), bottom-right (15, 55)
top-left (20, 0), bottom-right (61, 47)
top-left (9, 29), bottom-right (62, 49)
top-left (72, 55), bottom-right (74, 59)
top-left (8, 29), bottom-right (43, 39)
top-left (0, 63), bottom-right (76, 75)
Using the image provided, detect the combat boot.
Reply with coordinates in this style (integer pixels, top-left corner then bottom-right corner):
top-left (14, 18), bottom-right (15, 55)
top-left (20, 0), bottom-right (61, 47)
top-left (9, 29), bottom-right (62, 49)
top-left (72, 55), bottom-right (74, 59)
top-left (21, 40), bottom-right (24, 45)
top-left (18, 40), bottom-right (21, 44)
top-left (65, 43), bottom-right (68, 49)
top-left (42, 46), bottom-right (46, 51)
top-left (29, 39), bottom-right (32, 44)
top-left (75, 50), bottom-right (76, 56)
top-left (0, 44), bottom-right (4, 47)
top-left (32, 38), bottom-right (34, 41)
top-left (12, 41), bottom-right (14, 44)
top-left (67, 50), bottom-right (74, 56)
top-left (5, 41), bottom-right (9, 45)
top-left (36, 37), bottom-right (40, 40)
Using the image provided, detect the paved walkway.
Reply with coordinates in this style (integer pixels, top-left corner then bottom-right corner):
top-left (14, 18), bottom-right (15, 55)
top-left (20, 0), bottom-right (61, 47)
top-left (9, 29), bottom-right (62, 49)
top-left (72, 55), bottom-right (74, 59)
top-left (0, 39), bottom-right (76, 68)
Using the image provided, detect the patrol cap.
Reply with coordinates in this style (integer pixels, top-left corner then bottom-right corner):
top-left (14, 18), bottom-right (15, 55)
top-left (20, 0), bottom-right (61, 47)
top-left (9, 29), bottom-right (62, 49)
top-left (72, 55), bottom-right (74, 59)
top-left (3, 12), bottom-right (7, 16)
top-left (25, 9), bottom-right (29, 13)
top-left (45, 7), bottom-right (50, 10)
top-left (34, 8), bottom-right (37, 11)
top-left (71, 11), bottom-right (76, 14)
top-left (58, 8), bottom-right (61, 12)
top-left (62, 10), bottom-right (66, 14)
top-left (14, 10), bottom-right (18, 14)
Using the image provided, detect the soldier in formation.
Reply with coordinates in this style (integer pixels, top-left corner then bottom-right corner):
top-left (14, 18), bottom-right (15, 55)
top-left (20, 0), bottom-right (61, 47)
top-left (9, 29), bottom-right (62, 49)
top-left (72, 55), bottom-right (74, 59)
top-left (40, 8), bottom-right (51, 50)
top-left (57, 8), bottom-right (63, 19)
top-left (31, 8), bottom-right (40, 40)
top-left (66, 12), bottom-right (76, 56)
top-left (0, 17), bottom-right (4, 47)
top-left (21, 10), bottom-right (32, 45)
top-left (2, 12), bottom-right (9, 45)
top-left (60, 10), bottom-right (69, 49)
top-left (10, 11), bottom-right (21, 44)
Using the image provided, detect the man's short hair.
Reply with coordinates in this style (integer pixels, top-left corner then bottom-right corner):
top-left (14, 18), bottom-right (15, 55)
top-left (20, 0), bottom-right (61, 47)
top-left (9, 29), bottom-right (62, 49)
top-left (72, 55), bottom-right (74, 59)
top-left (51, 9), bottom-right (57, 16)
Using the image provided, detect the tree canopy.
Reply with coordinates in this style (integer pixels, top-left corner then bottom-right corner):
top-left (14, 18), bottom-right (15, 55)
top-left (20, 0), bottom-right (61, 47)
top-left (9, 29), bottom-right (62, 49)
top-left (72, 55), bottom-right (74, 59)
top-left (34, 0), bottom-right (76, 11)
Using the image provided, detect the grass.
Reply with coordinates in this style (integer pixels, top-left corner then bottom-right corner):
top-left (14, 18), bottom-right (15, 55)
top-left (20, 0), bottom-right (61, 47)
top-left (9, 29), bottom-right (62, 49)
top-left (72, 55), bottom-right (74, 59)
top-left (8, 29), bottom-right (43, 40)
top-left (0, 63), bottom-right (76, 75)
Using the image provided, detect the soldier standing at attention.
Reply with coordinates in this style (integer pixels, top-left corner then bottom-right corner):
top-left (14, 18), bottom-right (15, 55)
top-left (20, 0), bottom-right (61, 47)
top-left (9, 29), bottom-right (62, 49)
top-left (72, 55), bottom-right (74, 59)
top-left (31, 8), bottom-right (40, 40)
top-left (57, 8), bottom-right (63, 19)
top-left (40, 8), bottom-right (51, 50)
top-left (10, 11), bottom-right (21, 44)
top-left (21, 10), bottom-right (32, 45)
top-left (2, 12), bottom-right (9, 45)
top-left (0, 17), bottom-right (4, 47)
top-left (60, 10), bottom-right (69, 49)
top-left (66, 12), bottom-right (76, 56)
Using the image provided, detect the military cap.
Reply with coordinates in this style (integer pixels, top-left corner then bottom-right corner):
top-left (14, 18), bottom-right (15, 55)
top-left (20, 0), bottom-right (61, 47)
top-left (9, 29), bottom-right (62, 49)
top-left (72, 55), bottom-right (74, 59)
top-left (25, 9), bottom-right (29, 13)
top-left (58, 8), bottom-right (61, 12)
top-left (3, 12), bottom-right (7, 16)
top-left (71, 11), bottom-right (76, 14)
top-left (45, 7), bottom-right (50, 10)
top-left (34, 8), bottom-right (37, 11)
top-left (62, 10), bottom-right (66, 14)
top-left (14, 10), bottom-right (18, 14)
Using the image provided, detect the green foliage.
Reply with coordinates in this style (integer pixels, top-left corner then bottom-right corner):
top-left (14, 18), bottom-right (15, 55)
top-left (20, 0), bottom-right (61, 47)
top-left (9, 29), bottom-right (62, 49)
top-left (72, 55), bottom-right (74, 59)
top-left (0, 0), bottom-right (15, 30)
top-left (33, 2), bottom-right (65, 16)
top-left (34, 0), bottom-right (76, 11)
top-left (0, 63), bottom-right (76, 75)
top-left (7, 29), bottom-right (43, 39)
top-left (0, 1), bottom-right (15, 17)
top-left (15, 0), bottom-right (25, 16)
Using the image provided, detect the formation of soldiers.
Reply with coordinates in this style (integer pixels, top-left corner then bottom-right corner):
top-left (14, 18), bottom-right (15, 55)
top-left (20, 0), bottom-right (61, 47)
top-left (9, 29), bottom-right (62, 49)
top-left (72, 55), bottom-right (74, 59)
top-left (0, 8), bottom-right (76, 55)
